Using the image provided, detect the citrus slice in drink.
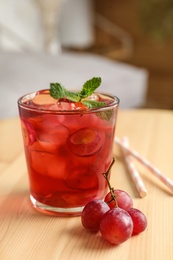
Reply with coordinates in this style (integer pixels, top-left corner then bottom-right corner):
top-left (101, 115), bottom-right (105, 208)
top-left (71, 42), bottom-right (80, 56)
top-left (67, 127), bottom-right (104, 157)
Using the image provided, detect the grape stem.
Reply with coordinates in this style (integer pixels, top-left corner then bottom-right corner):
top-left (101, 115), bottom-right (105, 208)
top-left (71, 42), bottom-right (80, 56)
top-left (102, 157), bottom-right (118, 207)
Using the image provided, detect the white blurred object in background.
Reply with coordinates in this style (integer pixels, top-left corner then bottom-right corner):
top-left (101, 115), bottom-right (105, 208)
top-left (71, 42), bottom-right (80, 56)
top-left (0, 0), bottom-right (94, 53)
top-left (59, 0), bottom-right (94, 49)
top-left (0, 0), bottom-right (44, 51)
top-left (34, 0), bottom-right (67, 54)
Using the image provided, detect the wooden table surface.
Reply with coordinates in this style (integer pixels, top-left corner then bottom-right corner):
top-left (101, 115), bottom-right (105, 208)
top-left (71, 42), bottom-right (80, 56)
top-left (0, 109), bottom-right (173, 260)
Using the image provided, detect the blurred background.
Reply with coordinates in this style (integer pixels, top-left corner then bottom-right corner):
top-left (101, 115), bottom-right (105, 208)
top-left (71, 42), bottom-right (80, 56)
top-left (0, 0), bottom-right (173, 118)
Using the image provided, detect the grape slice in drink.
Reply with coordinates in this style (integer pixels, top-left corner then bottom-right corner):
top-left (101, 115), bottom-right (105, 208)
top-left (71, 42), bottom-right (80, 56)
top-left (67, 127), bottom-right (105, 157)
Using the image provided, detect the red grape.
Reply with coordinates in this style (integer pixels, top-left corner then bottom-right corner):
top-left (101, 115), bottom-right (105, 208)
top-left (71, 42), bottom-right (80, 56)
top-left (99, 207), bottom-right (133, 245)
top-left (127, 208), bottom-right (147, 235)
top-left (81, 199), bottom-right (109, 232)
top-left (104, 189), bottom-right (133, 210)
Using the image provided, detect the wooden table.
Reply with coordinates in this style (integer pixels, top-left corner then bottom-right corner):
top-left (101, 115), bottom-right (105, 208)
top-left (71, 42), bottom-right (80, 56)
top-left (0, 109), bottom-right (173, 260)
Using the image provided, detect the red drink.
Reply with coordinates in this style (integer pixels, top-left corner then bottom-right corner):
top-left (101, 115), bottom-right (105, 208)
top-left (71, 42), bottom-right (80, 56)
top-left (18, 89), bottom-right (119, 215)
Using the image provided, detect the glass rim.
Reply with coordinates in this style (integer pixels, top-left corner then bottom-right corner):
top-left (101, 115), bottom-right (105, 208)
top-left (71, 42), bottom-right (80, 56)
top-left (18, 89), bottom-right (120, 115)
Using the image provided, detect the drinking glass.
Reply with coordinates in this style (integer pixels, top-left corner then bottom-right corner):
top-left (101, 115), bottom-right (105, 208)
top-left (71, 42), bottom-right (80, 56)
top-left (18, 90), bottom-right (119, 216)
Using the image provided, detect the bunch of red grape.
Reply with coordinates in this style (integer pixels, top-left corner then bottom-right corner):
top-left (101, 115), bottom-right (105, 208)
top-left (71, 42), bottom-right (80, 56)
top-left (81, 189), bottom-right (147, 245)
top-left (81, 158), bottom-right (147, 246)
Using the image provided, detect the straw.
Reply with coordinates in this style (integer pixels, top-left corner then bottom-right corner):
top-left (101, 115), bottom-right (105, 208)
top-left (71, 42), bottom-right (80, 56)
top-left (115, 137), bottom-right (173, 193)
top-left (120, 137), bottom-right (147, 198)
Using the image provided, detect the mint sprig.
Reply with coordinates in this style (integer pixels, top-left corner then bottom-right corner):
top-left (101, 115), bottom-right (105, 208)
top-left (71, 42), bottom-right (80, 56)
top-left (50, 77), bottom-right (104, 108)
top-left (49, 77), bottom-right (114, 121)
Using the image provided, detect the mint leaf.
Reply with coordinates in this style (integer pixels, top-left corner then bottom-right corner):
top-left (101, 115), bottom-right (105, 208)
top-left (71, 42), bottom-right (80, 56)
top-left (80, 77), bottom-right (101, 98)
top-left (50, 83), bottom-right (80, 102)
top-left (82, 99), bottom-right (114, 121)
top-left (82, 100), bottom-right (106, 109)
top-left (50, 83), bottom-right (66, 99)
top-left (96, 109), bottom-right (114, 121)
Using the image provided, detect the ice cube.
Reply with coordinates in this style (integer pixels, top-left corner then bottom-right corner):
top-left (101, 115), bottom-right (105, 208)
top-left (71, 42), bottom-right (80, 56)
top-left (33, 93), bottom-right (57, 106)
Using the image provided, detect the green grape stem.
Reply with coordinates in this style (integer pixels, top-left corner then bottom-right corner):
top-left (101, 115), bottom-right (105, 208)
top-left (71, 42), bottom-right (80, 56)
top-left (102, 157), bottom-right (118, 207)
